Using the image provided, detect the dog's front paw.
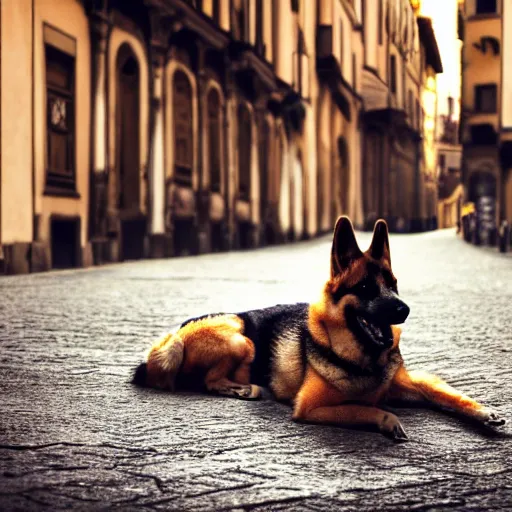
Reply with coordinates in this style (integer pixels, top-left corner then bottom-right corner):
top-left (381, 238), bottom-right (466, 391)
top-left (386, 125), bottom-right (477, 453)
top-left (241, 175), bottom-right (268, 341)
top-left (380, 413), bottom-right (409, 442)
top-left (482, 408), bottom-right (507, 427)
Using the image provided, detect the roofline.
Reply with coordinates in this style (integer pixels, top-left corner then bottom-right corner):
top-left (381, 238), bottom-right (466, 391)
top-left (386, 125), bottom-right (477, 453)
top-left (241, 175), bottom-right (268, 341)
top-left (417, 16), bottom-right (443, 74)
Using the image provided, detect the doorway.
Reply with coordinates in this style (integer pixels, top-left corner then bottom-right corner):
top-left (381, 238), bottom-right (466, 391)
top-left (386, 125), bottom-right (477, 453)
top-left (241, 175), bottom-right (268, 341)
top-left (51, 216), bottom-right (80, 269)
top-left (116, 44), bottom-right (143, 260)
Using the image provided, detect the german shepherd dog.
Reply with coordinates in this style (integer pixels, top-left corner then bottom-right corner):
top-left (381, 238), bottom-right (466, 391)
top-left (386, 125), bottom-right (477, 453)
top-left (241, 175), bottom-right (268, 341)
top-left (132, 217), bottom-right (506, 441)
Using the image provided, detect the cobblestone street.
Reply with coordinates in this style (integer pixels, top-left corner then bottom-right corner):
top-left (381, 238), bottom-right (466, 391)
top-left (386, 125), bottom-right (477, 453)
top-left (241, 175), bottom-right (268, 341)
top-left (0, 229), bottom-right (511, 511)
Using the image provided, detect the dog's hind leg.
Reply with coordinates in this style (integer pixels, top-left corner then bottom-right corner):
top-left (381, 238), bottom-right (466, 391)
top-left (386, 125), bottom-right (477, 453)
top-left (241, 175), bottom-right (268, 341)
top-left (205, 360), bottom-right (261, 400)
top-left (388, 366), bottom-right (506, 427)
top-left (204, 333), bottom-right (261, 400)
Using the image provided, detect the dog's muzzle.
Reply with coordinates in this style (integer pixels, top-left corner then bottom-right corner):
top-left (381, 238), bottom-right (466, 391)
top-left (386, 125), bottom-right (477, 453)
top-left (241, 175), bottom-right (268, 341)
top-left (368, 291), bottom-right (410, 326)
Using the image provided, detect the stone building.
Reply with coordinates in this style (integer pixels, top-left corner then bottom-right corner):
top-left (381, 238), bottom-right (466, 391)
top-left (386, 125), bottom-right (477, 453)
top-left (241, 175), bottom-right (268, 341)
top-left (437, 97), bottom-right (463, 229)
top-left (459, 0), bottom-right (512, 243)
top-left (0, 0), bottom-right (441, 274)
top-left (361, 0), bottom-right (442, 232)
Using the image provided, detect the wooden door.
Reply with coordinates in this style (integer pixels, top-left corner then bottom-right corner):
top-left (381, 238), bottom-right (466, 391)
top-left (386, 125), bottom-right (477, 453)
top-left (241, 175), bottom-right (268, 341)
top-left (117, 48), bottom-right (140, 212)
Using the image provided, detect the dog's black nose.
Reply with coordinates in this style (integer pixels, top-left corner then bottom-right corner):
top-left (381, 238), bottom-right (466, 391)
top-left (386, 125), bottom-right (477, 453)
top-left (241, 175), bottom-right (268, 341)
top-left (393, 302), bottom-right (410, 324)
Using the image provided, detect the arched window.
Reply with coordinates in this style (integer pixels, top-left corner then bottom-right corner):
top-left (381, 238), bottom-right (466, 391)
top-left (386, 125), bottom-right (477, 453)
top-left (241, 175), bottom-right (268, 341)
top-left (116, 44), bottom-right (140, 211)
top-left (207, 88), bottom-right (221, 192)
top-left (274, 126), bottom-right (283, 205)
top-left (259, 119), bottom-right (270, 214)
top-left (173, 70), bottom-right (193, 185)
top-left (237, 104), bottom-right (252, 200)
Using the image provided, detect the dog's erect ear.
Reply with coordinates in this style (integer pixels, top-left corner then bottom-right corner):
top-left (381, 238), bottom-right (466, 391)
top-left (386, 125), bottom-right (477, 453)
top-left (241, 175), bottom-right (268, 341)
top-left (368, 219), bottom-right (391, 265)
top-left (331, 216), bottom-right (363, 276)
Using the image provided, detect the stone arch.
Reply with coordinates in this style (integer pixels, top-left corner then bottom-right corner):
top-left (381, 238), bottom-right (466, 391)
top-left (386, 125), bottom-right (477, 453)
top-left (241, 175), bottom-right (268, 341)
top-left (204, 81), bottom-right (225, 193)
top-left (469, 169), bottom-right (497, 245)
top-left (317, 87), bottom-right (331, 232)
top-left (469, 169), bottom-right (497, 201)
top-left (108, 28), bottom-right (149, 215)
top-left (237, 102), bottom-right (253, 201)
top-left (362, 127), bottom-right (383, 229)
top-left (172, 70), bottom-right (194, 186)
top-left (337, 135), bottom-right (350, 213)
top-left (165, 61), bottom-right (199, 189)
top-left (115, 43), bottom-right (140, 212)
top-left (259, 116), bottom-right (271, 221)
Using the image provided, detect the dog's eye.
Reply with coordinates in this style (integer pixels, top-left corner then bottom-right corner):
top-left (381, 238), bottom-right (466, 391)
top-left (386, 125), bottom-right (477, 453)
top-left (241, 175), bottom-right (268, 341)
top-left (352, 280), bottom-right (378, 300)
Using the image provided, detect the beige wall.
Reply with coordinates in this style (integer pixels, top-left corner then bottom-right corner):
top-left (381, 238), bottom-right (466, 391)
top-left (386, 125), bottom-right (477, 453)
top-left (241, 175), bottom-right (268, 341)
top-left (1, 0), bottom-right (34, 244)
top-left (438, 184), bottom-right (463, 228)
top-left (462, 16), bottom-right (501, 133)
top-left (273, 0), bottom-right (294, 85)
top-left (363, 0), bottom-right (379, 71)
top-left (33, 0), bottom-right (91, 246)
top-left (502, 0), bottom-right (512, 128)
top-left (334, 1), bottom-right (353, 85)
top-left (423, 72), bottom-right (438, 176)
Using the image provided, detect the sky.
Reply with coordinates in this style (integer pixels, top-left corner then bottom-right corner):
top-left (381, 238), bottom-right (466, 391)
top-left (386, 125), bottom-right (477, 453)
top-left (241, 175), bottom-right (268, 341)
top-left (420, 0), bottom-right (462, 119)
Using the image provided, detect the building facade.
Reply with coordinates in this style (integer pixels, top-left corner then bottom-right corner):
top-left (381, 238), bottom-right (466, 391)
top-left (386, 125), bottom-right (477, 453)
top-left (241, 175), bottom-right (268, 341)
top-left (0, 0), bottom-right (441, 274)
top-left (361, 0), bottom-right (443, 232)
top-left (437, 97), bottom-right (463, 229)
top-left (459, 0), bottom-right (512, 244)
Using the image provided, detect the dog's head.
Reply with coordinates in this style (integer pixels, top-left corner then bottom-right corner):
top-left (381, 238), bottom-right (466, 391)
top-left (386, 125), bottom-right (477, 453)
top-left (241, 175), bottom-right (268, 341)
top-left (327, 216), bottom-right (409, 351)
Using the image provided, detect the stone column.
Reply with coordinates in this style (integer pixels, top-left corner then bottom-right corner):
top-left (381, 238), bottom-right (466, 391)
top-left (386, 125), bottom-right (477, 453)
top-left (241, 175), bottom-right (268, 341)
top-left (89, 9), bottom-right (110, 264)
top-left (196, 58), bottom-right (211, 255)
top-left (254, 103), bottom-right (267, 246)
top-left (148, 9), bottom-right (172, 258)
top-left (222, 72), bottom-right (235, 250)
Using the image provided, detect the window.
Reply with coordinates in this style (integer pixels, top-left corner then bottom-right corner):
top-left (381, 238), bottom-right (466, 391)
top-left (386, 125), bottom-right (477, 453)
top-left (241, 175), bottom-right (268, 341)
top-left (295, 28), bottom-right (309, 99)
top-left (439, 153), bottom-right (446, 171)
top-left (207, 89), bottom-right (221, 192)
top-left (173, 71), bottom-right (194, 186)
top-left (237, 104), bottom-right (252, 200)
top-left (232, 0), bottom-right (249, 42)
top-left (378, 0), bottom-right (383, 45)
top-left (390, 55), bottom-right (396, 94)
top-left (476, 0), bottom-right (497, 15)
top-left (256, 0), bottom-right (265, 56)
top-left (212, 0), bottom-right (220, 24)
top-left (259, 120), bottom-right (269, 212)
top-left (475, 84), bottom-right (497, 113)
top-left (45, 44), bottom-right (75, 191)
top-left (415, 99), bottom-right (420, 129)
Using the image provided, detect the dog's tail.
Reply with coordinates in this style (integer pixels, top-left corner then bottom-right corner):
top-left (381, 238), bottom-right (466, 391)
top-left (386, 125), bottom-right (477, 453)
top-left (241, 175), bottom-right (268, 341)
top-left (132, 332), bottom-right (184, 390)
top-left (132, 361), bottom-right (149, 387)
